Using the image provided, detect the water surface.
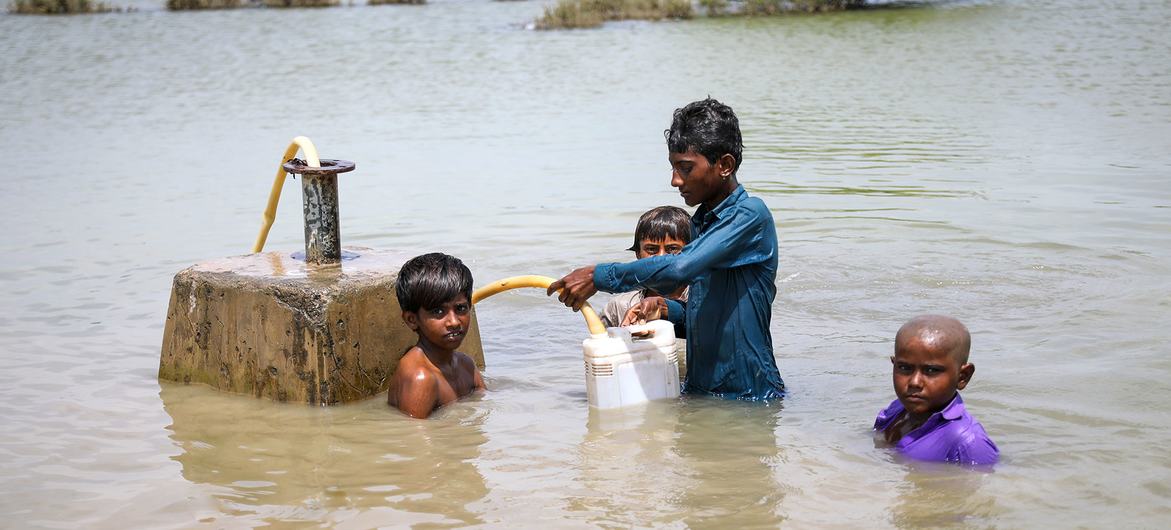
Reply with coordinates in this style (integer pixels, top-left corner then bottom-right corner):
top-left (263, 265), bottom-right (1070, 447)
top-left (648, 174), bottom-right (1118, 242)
top-left (1, 0), bottom-right (1170, 527)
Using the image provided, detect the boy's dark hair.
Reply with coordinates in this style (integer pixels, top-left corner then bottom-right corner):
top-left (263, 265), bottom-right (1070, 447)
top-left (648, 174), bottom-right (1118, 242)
top-left (628, 206), bottom-right (693, 252)
top-left (395, 253), bottom-right (473, 313)
top-left (664, 97), bottom-right (743, 175)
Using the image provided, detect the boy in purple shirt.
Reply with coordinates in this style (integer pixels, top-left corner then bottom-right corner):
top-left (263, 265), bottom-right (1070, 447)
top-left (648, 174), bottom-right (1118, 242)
top-left (875, 315), bottom-right (999, 466)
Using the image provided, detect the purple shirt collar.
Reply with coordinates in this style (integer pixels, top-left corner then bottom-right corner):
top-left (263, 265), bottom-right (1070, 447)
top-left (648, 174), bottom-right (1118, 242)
top-left (874, 393), bottom-right (999, 466)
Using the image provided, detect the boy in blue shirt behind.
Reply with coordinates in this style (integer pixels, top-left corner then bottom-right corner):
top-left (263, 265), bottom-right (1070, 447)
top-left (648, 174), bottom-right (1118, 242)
top-left (549, 98), bottom-right (784, 400)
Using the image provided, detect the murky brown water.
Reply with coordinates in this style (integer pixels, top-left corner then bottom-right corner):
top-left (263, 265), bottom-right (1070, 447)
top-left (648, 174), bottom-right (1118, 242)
top-left (2, 0), bottom-right (1170, 527)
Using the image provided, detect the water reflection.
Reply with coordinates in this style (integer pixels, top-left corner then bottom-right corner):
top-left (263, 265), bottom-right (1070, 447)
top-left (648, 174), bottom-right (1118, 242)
top-left (568, 399), bottom-right (787, 527)
top-left (673, 399), bottom-right (787, 529)
top-left (889, 462), bottom-right (1000, 529)
top-left (161, 383), bottom-right (488, 527)
top-left (567, 402), bottom-right (684, 525)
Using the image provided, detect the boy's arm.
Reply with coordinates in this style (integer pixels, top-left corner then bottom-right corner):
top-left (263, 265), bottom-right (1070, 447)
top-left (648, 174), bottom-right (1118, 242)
top-left (595, 203), bottom-right (773, 294)
top-left (621, 297), bottom-right (687, 338)
top-left (473, 367), bottom-right (486, 391)
top-left (549, 204), bottom-right (772, 310)
top-left (392, 367), bottom-right (439, 419)
top-left (457, 353), bottom-right (486, 391)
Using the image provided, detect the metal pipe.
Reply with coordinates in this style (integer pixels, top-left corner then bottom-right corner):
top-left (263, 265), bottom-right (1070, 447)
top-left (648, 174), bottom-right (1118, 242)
top-left (281, 158), bottom-right (355, 265)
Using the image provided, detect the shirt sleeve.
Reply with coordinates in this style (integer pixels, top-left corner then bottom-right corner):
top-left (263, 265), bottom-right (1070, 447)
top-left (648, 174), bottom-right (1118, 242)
top-left (665, 298), bottom-right (686, 339)
top-left (600, 297), bottom-right (622, 328)
top-left (948, 426), bottom-right (1000, 466)
top-left (594, 203), bottom-right (773, 294)
top-left (599, 291), bottom-right (639, 328)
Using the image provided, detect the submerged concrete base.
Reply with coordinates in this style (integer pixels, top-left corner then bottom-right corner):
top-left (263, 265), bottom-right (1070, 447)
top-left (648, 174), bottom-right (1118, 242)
top-left (158, 247), bottom-right (484, 405)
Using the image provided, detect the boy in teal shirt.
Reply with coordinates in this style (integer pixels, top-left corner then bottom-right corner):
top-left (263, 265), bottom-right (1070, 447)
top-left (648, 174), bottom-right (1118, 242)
top-left (549, 98), bottom-right (784, 399)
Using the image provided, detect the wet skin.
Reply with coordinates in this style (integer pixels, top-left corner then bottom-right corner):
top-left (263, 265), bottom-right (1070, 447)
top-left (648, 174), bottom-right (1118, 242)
top-left (388, 294), bottom-right (485, 419)
top-left (548, 148), bottom-right (738, 310)
top-left (883, 317), bottom-right (975, 443)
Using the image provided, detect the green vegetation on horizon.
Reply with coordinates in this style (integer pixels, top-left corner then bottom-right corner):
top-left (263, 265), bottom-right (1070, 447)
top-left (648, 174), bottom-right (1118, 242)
top-left (166, 0), bottom-right (346, 9)
top-left (9, 0), bottom-right (870, 22)
top-left (166, 0), bottom-right (240, 9)
top-left (8, 0), bottom-right (115, 13)
top-left (739, 0), bottom-right (865, 15)
top-left (538, 0), bottom-right (869, 29)
top-left (262, 0), bottom-right (339, 7)
top-left (536, 0), bottom-right (692, 30)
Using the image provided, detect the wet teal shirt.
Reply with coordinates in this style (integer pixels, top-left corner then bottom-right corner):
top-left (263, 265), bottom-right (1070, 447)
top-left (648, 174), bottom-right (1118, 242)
top-left (593, 185), bottom-right (784, 399)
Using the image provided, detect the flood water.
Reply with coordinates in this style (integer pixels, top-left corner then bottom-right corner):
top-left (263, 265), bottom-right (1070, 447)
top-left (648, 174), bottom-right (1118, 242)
top-left (2, 0), bottom-right (1170, 527)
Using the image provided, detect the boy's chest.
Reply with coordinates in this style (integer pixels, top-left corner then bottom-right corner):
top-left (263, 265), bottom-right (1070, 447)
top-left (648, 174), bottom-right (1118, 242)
top-left (434, 368), bottom-right (474, 404)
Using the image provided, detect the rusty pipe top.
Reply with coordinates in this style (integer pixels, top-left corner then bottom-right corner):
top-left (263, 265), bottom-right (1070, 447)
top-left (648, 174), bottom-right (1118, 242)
top-left (281, 158), bottom-right (356, 176)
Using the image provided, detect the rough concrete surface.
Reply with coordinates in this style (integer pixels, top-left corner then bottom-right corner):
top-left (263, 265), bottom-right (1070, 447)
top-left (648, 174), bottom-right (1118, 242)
top-left (159, 247), bottom-right (485, 405)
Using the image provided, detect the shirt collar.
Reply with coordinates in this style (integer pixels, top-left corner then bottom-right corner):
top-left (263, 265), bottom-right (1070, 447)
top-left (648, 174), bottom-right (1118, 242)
top-left (939, 392), bottom-right (966, 421)
top-left (695, 184), bottom-right (746, 225)
top-left (880, 392), bottom-right (966, 426)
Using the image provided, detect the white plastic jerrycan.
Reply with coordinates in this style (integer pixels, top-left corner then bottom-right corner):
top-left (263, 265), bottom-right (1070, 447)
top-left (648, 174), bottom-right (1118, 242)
top-left (582, 320), bottom-right (681, 410)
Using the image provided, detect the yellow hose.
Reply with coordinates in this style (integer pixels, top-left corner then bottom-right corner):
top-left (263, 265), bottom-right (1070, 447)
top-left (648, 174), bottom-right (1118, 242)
top-left (252, 136), bottom-right (322, 253)
top-left (472, 275), bottom-right (606, 336)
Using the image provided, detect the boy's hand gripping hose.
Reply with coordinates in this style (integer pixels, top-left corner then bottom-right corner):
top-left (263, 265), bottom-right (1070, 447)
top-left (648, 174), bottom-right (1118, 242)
top-left (472, 275), bottom-right (606, 336)
top-left (252, 136), bottom-right (321, 253)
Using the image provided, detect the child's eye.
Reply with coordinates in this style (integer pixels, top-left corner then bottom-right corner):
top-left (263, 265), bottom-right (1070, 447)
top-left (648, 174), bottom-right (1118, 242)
top-left (666, 245), bottom-right (682, 253)
top-left (429, 308), bottom-right (445, 317)
top-left (455, 304), bottom-right (470, 314)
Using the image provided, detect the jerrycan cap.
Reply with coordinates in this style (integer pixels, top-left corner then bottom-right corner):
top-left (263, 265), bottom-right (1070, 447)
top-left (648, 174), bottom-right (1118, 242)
top-left (597, 319), bottom-right (676, 347)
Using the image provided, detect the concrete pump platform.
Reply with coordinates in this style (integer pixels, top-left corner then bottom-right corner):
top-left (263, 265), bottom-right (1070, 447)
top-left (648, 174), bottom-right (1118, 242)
top-left (158, 247), bottom-right (484, 405)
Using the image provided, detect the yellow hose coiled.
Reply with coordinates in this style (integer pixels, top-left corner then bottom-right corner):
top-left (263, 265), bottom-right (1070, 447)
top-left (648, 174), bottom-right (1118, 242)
top-left (252, 136), bottom-right (321, 253)
top-left (472, 275), bottom-right (606, 336)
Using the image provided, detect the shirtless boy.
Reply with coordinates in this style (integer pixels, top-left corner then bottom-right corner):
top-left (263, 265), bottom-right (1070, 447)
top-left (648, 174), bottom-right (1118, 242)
top-left (874, 315), bottom-right (999, 465)
top-left (388, 253), bottom-right (485, 419)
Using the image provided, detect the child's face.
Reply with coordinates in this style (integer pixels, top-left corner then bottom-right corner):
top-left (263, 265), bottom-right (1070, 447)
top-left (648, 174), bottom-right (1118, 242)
top-left (669, 148), bottom-right (734, 207)
top-left (403, 294), bottom-right (471, 352)
top-left (890, 338), bottom-right (973, 418)
top-left (634, 236), bottom-right (686, 259)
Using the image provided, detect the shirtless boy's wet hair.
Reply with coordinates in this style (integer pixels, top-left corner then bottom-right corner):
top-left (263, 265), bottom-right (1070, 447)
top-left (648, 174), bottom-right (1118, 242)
top-left (627, 205), bottom-right (693, 253)
top-left (396, 252), bottom-right (473, 313)
top-left (665, 97), bottom-right (743, 177)
top-left (389, 253), bottom-right (484, 419)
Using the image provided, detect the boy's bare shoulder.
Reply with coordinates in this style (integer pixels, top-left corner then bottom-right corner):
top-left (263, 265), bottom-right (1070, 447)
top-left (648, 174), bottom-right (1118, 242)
top-left (388, 346), bottom-right (442, 416)
top-left (394, 347), bottom-right (438, 380)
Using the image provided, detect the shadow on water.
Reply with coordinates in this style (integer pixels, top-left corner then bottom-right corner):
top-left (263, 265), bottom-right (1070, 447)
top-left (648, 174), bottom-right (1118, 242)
top-left (160, 383), bottom-right (489, 528)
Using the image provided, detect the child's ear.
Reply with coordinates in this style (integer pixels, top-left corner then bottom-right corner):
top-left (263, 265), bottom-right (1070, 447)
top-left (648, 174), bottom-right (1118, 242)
top-left (401, 310), bottom-right (418, 331)
top-left (956, 363), bottom-right (975, 390)
top-left (717, 153), bottom-right (737, 177)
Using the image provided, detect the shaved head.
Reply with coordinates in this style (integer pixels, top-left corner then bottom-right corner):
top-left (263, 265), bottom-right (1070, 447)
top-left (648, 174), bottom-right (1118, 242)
top-left (895, 315), bottom-right (971, 365)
